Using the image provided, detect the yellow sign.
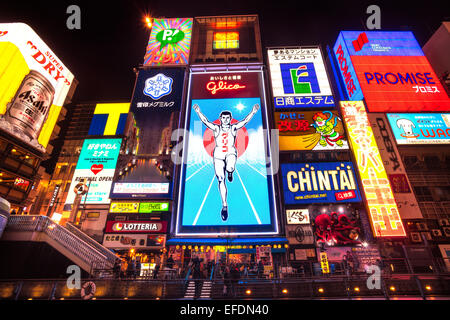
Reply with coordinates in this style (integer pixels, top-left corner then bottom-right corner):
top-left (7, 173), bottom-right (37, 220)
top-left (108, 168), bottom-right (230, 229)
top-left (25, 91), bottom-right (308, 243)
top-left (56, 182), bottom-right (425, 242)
top-left (340, 101), bottom-right (406, 237)
top-left (109, 202), bottom-right (139, 213)
top-left (320, 252), bottom-right (330, 274)
top-left (0, 23), bottom-right (75, 149)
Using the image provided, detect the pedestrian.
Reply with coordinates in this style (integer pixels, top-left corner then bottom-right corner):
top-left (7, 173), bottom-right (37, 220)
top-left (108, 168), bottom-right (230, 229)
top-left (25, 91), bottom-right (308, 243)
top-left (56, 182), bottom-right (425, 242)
top-left (153, 261), bottom-right (160, 279)
top-left (113, 258), bottom-right (121, 279)
top-left (192, 256), bottom-right (203, 299)
top-left (127, 258), bottom-right (136, 279)
top-left (230, 264), bottom-right (240, 297)
top-left (257, 260), bottom-right (264, 278)
top-left (135, 258), bottom-right (141, 279)
top-left (166, 255), bottom-right (174, 269)
top-left (223, 266), bottom-right (231, 296)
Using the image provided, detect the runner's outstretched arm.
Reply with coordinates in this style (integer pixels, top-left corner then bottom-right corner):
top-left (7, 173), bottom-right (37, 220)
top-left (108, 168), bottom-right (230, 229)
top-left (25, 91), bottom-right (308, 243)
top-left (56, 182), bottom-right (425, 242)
top-left (234, 104), bottom-right (259, 130)
top-left (193, 104), bottom-right (216, 130)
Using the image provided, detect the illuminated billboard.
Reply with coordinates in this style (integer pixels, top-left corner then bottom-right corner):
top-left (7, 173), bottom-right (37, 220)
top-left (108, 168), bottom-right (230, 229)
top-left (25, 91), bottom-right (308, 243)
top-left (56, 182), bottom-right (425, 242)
top-left (268, 47), bottom-right (335, 108)
top-left (65, 138), bottom-right (122, 205)
top-left (109, 201), bottom-right (169, 213)
top-left (341, 101), bottom-right (406, 237)
top-left (333, 31), bottom-right (450, 112)
top-left (110, 68), bottom-right (185, 199)
top-left (369, 113), bottom-right (422, 219)
top-left (105, 221), bottom-right (168, 234)
top-left (275, 110), bottom-right (348, 151)
top-left (88, 103), bottom-right (130, 136)
top-left (0, 23), bottom-right (75, 152)
top-left (281, 162), bottom-right (362, 205)
top-left (176, 70), bottom-right (278, 235)
top-left (213, 32), bottom-right (239, 49)
top-left (386, 113), bottom-right (450, 145)
top-left (143, 18), bottom-right (193, 66)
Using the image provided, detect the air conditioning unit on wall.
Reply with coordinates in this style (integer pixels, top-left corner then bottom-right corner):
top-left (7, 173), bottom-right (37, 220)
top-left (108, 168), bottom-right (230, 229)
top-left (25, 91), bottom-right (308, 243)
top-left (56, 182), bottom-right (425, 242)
top-left (438, 219), bottom-right (449, 227)
top-left (410, 232), bottom-right (422, 243)
top-left (416, 222), bottom-right (428, 231)
top-left (431, 229), bottom-right (443, 237)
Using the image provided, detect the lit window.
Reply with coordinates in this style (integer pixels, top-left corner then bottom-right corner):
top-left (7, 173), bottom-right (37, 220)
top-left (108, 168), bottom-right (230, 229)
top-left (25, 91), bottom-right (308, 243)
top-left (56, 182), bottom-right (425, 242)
top-left (213, 32), bottom-right (239, 49)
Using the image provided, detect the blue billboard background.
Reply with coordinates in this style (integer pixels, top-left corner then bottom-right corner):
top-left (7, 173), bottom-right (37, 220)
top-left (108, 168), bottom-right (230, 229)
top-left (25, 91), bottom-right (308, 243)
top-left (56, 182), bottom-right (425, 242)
top-left (282, 162), bottom-right (362, 204)
top-left (387, 113), bottom-right (450, 145)
top-left (339, 31), bottom-right (424, 57)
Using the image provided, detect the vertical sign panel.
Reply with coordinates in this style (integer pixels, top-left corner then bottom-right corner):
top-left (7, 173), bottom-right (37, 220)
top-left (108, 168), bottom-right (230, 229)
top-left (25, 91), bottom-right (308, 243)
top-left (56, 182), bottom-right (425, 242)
top-left (65, 138), bottom-right (122, 205)
top-left (341, 101), bottom-right (406, 237)
top-left (176, 71), bottom-right (278, 235)
top-left (368, 113), bottom-right (422, 219)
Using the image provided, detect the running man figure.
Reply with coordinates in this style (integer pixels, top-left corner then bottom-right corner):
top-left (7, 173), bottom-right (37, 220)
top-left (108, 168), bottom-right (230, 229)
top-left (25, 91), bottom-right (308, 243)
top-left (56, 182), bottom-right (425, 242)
top-left (193, 103), bottom-right (260, 221)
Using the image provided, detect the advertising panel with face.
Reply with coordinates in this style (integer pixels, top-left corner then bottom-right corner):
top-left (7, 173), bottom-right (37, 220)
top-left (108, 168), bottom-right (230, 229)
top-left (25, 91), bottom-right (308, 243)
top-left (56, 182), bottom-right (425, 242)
top-left (110, 68), bottom-right (185, 199)
top-left (176, 71), bottom-right (278, 235)
top-left (275, 110), bottom-right (348, 151)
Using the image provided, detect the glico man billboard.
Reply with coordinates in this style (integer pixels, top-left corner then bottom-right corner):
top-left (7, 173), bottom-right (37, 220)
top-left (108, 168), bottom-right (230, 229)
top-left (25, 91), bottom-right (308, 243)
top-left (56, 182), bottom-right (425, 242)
top-left (0, 23), bottom-right (75, 152)
top-left (175, 70), bottom-right (279, 236)
top-left (143, 18), bottom-right (193, 66)
top-left (110, 68), bottom-right (185, 199)
top-left (267, 47), bottom-right (335, 108)
top-left (333, 31), bottom-right (450, 112)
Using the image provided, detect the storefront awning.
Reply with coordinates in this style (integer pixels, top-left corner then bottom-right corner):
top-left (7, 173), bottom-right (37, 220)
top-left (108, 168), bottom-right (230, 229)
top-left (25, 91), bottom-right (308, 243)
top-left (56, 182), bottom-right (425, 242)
top-left (165, 237), bottom-right (288, 246)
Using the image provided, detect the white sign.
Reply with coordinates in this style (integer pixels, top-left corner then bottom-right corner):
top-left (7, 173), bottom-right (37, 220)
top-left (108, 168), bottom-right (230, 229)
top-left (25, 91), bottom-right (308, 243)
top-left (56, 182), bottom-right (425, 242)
top-left (112, 183), bottom-right (169, 194)
top-left (286, 209), bottom-right (310, 224)
top-left (267, 47), bottom-right (334, 108)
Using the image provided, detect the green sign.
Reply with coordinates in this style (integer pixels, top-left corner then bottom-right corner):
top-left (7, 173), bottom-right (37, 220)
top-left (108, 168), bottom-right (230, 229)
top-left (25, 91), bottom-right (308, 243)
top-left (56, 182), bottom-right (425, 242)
top-left (156, 29), bottom-right (185, 49)
top-left (139, 202), bottom-right (169, 213)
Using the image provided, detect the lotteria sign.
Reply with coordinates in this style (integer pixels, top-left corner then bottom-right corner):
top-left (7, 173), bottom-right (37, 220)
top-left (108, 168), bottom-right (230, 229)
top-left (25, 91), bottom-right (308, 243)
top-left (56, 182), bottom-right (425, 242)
top-left (106, 221), bottom-right (167, 233)
top-left (281, 162), bottom-right (362, 204)
top-left (333, 31), bottom-right (450, 112)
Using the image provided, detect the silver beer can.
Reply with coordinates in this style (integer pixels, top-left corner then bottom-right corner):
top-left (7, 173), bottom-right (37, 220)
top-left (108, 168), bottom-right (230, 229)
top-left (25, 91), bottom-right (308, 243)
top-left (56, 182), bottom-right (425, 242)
top-left (5, 70), bottom-right (55, 140)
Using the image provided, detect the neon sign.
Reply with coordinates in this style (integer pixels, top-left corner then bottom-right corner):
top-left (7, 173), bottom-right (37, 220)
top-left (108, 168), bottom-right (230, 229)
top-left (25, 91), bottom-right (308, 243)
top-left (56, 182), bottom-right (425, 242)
top-left (213, 32), bottom-right (239, 49)
top-left (341, 101), bottom-right (406, 237)
top-left (206, 81), bottom-right (246, 95)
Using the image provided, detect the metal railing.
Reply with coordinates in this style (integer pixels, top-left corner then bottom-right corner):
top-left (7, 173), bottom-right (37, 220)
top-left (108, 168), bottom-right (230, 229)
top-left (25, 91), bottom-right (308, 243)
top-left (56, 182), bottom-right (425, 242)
top-left (5, 215), bottom-right (115, 272)
top-left (1, 273), bottom-right (449, 300)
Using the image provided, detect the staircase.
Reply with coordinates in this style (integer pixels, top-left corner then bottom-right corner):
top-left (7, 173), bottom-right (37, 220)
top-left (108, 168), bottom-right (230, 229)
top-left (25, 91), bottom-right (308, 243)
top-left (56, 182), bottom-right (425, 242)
top-left (200, 281), bottom-right (212, 299)
top-left (183, 280), bottom-right (213, 299)
top-left (184, 281), bottom-right (196, 299)
top-left (2, 215), bottom-right (116, 274)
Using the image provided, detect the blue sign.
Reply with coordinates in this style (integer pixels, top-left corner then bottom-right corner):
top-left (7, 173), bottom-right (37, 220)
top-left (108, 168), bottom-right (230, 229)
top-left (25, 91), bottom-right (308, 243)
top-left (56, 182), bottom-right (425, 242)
top-left (143, 73), bottom-right (174, 99)
top-left (333, 33), bottom-right (364, 101)
top-left (176, 71), bottom-right (278, 236)
top-left (339, 31), bottom-right (424, 57)
top-left (386, 113), bottom-right (450, 145)
top-left (281, 162), bottom-right (362, 204)
top-left (280, 63), bottom-right (320, 94)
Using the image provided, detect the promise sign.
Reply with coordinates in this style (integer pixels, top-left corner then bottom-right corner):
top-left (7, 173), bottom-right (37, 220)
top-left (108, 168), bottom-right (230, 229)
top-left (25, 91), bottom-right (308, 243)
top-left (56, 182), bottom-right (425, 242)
top-left (341, 101), bottom-right (406, 237)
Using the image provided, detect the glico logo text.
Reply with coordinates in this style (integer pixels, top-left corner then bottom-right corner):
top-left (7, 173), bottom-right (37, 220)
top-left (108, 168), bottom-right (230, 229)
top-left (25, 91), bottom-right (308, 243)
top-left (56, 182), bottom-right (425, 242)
top-left (335, 44), bottom-right (356, 98)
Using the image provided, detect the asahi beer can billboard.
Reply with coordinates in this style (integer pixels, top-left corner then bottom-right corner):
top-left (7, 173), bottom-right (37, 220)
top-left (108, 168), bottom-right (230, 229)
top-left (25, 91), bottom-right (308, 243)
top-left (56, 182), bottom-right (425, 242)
top-left (0, 23), bottom-right (75, 152)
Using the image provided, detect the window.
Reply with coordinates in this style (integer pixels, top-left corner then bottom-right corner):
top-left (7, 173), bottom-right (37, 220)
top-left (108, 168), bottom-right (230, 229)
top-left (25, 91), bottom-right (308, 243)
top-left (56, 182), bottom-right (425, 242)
top-left (213, 32), bottom-right (239, 49)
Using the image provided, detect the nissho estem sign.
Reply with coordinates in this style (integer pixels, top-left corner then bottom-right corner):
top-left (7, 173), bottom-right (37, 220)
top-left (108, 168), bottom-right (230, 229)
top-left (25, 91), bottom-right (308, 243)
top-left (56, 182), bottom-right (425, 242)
top-left (268, 47), bottom-right (335, 108)
top-left (65, 138), bottom-right (122, 205)
top-left (386, 113), bottom-right (450, 145)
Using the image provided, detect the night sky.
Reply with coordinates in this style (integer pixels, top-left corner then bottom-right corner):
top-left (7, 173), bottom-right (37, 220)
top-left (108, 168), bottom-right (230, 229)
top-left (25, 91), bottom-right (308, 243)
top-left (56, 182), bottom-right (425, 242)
top-left (0, 0), bottom-right (448, 103)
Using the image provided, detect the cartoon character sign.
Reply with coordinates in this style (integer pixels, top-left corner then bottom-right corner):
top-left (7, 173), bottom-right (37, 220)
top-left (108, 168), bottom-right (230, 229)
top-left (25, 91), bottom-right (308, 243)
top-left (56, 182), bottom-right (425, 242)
top-left (313, 211), bottom-right (361, 246)
top-left (276, 110), bottom-right (348, 151)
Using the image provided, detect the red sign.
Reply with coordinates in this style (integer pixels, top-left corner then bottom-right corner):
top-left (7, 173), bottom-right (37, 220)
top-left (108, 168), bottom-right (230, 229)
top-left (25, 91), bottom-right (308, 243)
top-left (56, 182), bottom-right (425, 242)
top-left (352, 55), bottom-right (450, 112)
top-left (335, 190), bottom-right (357, 201)
top-left (105, 221), bottom-right (167, 233)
